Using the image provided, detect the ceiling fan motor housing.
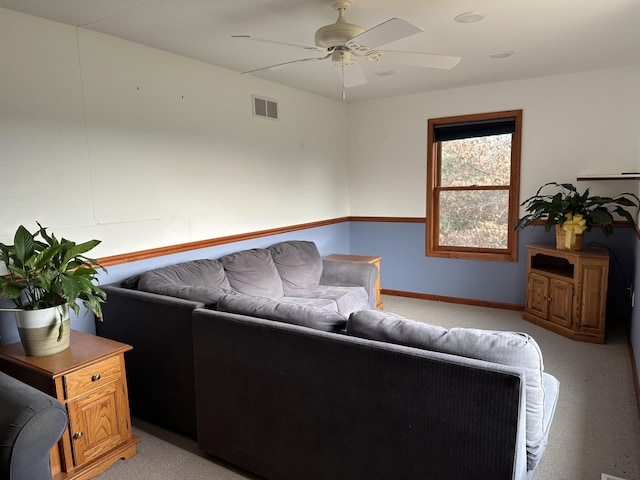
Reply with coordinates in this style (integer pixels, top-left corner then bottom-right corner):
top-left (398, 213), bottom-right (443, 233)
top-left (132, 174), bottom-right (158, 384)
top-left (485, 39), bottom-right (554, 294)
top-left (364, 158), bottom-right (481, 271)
top-left (315, 0), bottom-right (365, 48)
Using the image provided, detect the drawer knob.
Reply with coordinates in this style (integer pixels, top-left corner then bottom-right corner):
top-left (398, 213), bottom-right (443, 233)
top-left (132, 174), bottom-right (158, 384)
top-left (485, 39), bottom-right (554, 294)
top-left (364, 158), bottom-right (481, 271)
top-left (91, 374), bottom-right (101, 381)
top-left (73, 431), bottom-right (83, 440)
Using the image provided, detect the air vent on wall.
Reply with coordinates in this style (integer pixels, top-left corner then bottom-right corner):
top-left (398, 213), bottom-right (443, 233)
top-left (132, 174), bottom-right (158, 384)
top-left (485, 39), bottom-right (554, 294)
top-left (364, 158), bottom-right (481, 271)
top-left (252, 95), bottom-right (278, 120)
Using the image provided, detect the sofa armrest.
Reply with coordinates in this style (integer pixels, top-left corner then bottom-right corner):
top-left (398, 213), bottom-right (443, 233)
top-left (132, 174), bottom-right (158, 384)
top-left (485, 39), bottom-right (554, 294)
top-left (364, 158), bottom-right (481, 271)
top-left (97, 283), bottom-right (204, 437)
top-left (320, 260), bottom-right (378, 309)
top-left (0, 372), bottom-right (68, 480)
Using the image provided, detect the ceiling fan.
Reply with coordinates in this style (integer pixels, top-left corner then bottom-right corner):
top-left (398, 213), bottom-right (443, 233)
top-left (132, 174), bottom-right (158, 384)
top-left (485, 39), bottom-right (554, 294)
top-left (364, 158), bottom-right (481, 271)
top-left (232, 0), bottom-right (461, 100)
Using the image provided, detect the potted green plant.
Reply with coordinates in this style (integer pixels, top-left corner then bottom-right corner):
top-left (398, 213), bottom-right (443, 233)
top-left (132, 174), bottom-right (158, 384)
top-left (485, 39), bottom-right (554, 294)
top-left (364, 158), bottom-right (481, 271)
top-left (515, 182), bottom-right (639, 250)
top-left (0, 222), bottom-right (107, 356)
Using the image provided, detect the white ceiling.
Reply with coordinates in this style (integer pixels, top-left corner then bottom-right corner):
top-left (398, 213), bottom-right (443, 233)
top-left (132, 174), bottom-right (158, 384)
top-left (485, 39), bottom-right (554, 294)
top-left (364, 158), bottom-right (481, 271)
top-left (2, 0), bottom-right (639, 103)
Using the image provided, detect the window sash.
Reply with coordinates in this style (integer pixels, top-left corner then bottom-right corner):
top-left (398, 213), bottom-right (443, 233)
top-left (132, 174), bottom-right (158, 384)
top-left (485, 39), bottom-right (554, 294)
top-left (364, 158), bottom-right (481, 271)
top-left (437, 134), bottom-right (513, 188)
top-left (435, 186), bottom-right (511, 249)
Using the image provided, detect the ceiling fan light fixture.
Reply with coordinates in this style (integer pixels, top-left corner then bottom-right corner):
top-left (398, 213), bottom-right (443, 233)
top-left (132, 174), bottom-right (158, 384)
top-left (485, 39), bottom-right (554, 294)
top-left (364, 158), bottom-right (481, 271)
top-left (315, 22), bottom-right (365, 48)
top-left (315, 0), bottom-right (365, 48)
top-left (454, 11), bottom-right (487, 23)
top-left (332, 50), bottom-right (355, 67)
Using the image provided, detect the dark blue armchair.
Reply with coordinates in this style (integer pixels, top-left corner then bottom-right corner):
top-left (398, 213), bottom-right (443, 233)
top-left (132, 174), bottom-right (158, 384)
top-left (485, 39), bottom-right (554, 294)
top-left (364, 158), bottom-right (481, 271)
top-left (0, 371), bottom-right (68, 480)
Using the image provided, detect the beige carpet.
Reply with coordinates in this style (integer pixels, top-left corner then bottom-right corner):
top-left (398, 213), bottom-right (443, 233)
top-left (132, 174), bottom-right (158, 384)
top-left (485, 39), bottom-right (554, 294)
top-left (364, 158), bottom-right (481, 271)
top-left (94, 295), bottom-right (640, 480)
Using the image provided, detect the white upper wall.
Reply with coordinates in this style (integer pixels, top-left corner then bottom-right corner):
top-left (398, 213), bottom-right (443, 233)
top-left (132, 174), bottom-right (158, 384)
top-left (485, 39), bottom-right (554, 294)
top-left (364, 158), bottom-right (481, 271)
top-left (348, 66), bottom-right (640, 217)
top-left (1, 7), bottom-right (639, 257)
top-left (0, 7), bottom-right (349, 258)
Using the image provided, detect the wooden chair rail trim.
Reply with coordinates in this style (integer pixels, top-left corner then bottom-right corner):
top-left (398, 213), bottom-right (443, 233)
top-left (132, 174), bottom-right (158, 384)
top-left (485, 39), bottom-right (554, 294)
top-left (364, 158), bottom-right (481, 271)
top-left (95, 217), bottom-right (638, 267)
top-left (98, 217), bottom-right (348, 267)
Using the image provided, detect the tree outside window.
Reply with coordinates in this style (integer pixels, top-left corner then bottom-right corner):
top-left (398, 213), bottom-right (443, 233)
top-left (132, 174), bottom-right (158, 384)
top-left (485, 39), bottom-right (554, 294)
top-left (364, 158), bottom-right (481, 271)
top-left (426, 110), bottom-right (522, 261)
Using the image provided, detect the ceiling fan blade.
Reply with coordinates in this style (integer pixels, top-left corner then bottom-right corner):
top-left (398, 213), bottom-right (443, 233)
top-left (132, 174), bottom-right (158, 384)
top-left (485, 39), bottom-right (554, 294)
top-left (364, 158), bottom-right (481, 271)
top-left (346, 18), bottom-right (422, 51)
top-left (379, 50), bottom-right (461, 69)
top-left (231, 35), bottom-right (328, 53)
top-left (241, 53), bottom-right (331, 75)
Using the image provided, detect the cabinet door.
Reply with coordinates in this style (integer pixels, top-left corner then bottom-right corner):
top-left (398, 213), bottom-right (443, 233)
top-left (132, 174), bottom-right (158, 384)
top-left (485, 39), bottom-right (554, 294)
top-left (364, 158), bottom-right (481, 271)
top-left (548, 279), bottom-right (573, 328)
top-left (526, 272), bottom-right (549, 319)
top-left (577, 262), bottom-right (608, 333)
top-left (67, 380), bottom-right (131, 467)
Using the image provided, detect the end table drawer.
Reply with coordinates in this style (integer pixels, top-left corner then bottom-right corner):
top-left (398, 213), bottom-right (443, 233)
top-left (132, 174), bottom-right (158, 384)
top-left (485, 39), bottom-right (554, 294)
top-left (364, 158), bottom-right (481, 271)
top-left (64, 355), bottom-right (122, 399)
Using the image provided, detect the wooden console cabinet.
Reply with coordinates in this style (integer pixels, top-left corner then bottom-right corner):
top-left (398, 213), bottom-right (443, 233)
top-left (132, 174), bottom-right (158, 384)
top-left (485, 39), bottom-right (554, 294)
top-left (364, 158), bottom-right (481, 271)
top-left (0, 330), bottom-right (140, 480)
top-left (523, 244), bottom-right (609, 343)
top-left (325, 254), bottom-right (383, 309)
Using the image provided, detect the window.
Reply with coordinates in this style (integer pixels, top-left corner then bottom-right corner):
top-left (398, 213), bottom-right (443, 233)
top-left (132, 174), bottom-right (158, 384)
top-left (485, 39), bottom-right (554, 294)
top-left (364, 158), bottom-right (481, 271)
top-left (426, 110), bottom-right (522, 261)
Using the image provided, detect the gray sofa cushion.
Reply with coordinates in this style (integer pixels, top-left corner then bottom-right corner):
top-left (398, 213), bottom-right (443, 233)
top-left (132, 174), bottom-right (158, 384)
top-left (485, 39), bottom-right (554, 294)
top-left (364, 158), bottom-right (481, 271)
top-left (285, 285), bottom-right (370, 315)
top-left (268, 240), bottom-right (323, 293)
top-left (217, 294), bottom-right (347, 332)
top-left (347, 309), bottom-right (547, 470)
top-left (219, 249), bottom-right (284, 300)
top-left (278, 296), bottom-right (339, 311)
top-left (138, 259), bottom-right (232, 305)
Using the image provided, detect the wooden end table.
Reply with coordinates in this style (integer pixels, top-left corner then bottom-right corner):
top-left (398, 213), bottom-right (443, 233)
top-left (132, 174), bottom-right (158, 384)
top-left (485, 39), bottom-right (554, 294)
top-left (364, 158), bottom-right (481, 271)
top-left (0, 330), bottom-right (140, 480)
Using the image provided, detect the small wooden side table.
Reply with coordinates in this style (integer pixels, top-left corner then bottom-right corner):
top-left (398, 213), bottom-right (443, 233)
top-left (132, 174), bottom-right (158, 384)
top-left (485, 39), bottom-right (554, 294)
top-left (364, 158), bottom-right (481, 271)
top-left (325, 254), bottom-right (384, 309)
top-left (0, 330), bottom-right (140, 480)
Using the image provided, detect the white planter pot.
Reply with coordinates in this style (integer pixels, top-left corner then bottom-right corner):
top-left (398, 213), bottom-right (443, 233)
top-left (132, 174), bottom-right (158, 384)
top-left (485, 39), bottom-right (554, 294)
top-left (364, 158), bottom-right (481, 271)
top-left (15, 304), bottom-right (70, 356)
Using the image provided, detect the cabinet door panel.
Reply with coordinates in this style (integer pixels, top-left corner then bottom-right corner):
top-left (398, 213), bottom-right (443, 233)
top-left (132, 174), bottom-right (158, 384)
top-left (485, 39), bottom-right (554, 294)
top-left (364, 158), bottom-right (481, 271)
top-left (549, 280), bottom-right (573, 328)
top-left (527, 273), bottom-right (549, 319)
top-left (68, 381), bottom-right (128, 466)
top-left (578, 263), bottom-right (608, 332)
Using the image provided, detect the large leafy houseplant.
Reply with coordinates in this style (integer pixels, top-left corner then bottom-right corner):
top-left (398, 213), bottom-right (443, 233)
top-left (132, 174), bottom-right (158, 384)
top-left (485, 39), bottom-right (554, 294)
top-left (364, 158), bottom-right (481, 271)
top-left (515, 182), bottom-right (639, 236)
top-left (0, 223), bottom-right (107, 353)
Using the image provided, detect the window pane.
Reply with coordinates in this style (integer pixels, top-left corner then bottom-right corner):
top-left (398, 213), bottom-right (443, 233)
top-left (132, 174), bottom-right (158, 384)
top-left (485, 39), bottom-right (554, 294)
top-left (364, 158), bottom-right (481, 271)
top-left (440, 134), bottom-right (512, 187)
top-left (438, 189), bottom-right (509, 248)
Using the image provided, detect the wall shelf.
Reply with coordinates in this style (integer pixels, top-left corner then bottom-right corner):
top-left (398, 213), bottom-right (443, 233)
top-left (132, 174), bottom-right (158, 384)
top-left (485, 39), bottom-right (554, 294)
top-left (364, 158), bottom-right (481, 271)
top-left (576, 174), bottom-right (640, 181)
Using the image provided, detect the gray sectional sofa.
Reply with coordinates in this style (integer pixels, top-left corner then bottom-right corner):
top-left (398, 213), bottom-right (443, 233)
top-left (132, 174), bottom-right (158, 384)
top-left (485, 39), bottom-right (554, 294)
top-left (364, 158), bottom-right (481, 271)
top-left (96, 240), bottom-right (559, 480)
top-left (98, 240), bottom-right (378, 436)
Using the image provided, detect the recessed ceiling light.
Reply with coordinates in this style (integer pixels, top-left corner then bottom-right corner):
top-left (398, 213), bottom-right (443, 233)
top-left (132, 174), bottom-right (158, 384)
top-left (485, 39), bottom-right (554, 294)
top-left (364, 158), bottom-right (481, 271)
top-left (454, 11), bottom-right (487, 23)
top-left (375, 70), bottom-right (396, 77)
top-left (490, 50), bottom-right (514, 59)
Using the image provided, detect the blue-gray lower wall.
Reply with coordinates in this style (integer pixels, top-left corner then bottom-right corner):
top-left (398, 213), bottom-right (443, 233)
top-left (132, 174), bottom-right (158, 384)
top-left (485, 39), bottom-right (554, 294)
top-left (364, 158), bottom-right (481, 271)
top-left (1, 220), bottom-right (635, 346)
top-left (350, 221), bottom-right (528, 305)
top-left (350, 221), bottom-right (636, 317)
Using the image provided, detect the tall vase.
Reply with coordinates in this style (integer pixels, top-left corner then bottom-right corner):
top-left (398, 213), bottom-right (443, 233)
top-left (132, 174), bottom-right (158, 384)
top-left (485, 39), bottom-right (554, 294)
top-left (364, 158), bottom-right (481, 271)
top-left (15, 304), bottom-right (71, 356)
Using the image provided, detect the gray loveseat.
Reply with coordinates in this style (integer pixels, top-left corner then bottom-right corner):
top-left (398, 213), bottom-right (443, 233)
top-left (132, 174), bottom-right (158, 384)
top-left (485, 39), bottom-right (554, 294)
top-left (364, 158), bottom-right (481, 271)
top-left (98, 240), bottom-right (378, 437)
top-left (0, 371), bottom-right (68, 480)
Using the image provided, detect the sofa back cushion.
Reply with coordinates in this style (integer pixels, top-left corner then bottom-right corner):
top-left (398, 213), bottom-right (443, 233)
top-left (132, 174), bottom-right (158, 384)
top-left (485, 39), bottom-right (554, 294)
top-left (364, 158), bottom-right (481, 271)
top-left (217, 294), bottom-right (346, 332)
top-left (268, 240), bottom-right (323, 293)
top-left (138, 259), bottom-right (232, 305)
top-left (346, 309), bottom-right (546, 468)
top-left (219, 249), bottom-right (284, 299)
